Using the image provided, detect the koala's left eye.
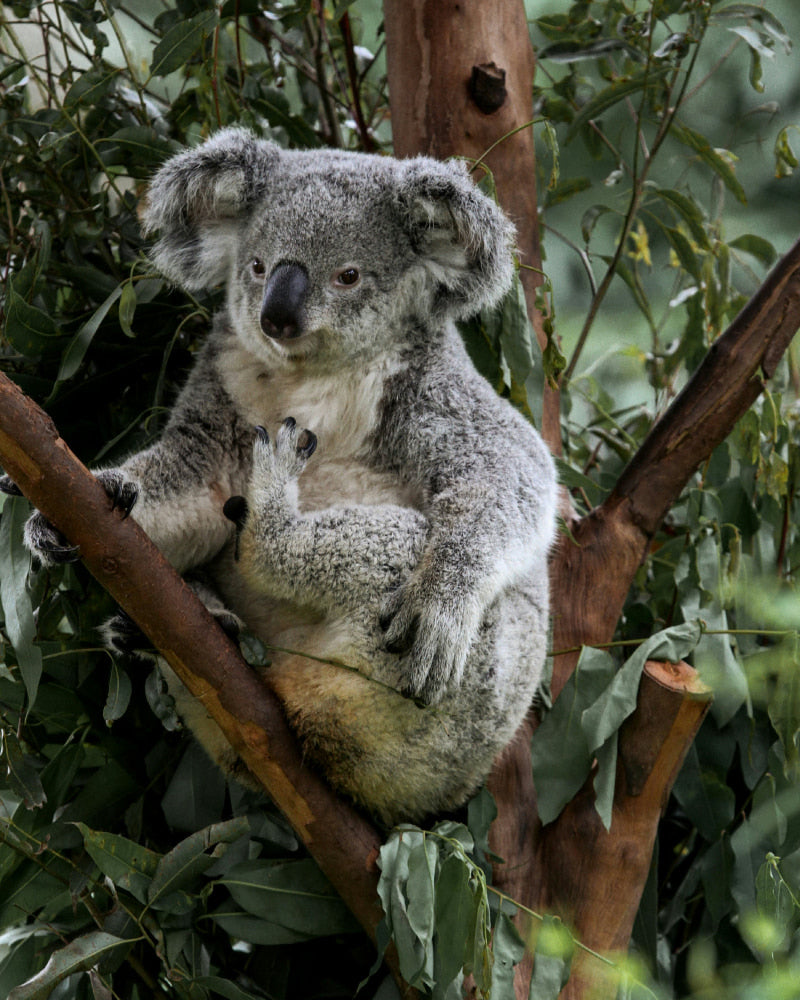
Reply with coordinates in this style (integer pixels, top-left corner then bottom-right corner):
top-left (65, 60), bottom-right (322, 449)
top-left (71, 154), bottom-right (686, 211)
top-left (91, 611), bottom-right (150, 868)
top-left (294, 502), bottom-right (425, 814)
top-left (251, 258), bottom-right (266, 277)
top-left (334, 267), bottom-right (361, 288)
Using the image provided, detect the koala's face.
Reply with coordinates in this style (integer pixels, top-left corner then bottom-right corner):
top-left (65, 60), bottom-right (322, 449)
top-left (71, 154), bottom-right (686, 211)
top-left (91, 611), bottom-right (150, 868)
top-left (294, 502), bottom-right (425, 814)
top-left (142, 129), bottom-right (516, 371)
top-left (228, 164), bottom-right (420, 368)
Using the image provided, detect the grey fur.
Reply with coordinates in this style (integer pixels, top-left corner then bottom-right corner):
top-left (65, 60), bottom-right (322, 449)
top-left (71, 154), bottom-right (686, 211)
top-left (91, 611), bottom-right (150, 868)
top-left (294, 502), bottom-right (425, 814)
top-left (21, 128), bottom-right (557, 825)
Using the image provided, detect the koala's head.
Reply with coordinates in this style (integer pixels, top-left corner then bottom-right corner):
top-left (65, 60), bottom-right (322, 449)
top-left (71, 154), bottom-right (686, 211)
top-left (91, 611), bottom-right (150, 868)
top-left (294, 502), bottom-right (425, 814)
top-left (142, 127), bottom-right (515, 368)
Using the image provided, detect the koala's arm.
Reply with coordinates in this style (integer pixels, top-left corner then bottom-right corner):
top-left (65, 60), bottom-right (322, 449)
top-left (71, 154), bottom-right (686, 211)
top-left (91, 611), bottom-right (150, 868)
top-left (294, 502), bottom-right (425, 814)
top-left (376, 344), bottom-right (557, 701)
top-left (12, 338), bottom-right (251, 573)
top-left (111, 351), bottom-right (252, 572)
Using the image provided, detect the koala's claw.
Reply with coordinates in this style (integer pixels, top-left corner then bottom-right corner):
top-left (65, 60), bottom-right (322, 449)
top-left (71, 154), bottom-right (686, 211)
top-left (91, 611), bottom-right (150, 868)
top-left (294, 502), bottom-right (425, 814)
top-left (109, 478), bottom-right (139, 518)
top-left (252, 419), bottom-right (317, 479)
top-left (0, 475), bottom-right (23, 497)
top-left (102, 607), bottom-right (152, 658)
top-left (380, 582), bottom-right (477, 704)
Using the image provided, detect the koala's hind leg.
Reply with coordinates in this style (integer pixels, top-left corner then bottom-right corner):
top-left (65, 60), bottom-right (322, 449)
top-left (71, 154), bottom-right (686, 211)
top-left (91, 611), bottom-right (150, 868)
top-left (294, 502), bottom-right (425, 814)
top-left (228, 420), bottom-right (428, 616)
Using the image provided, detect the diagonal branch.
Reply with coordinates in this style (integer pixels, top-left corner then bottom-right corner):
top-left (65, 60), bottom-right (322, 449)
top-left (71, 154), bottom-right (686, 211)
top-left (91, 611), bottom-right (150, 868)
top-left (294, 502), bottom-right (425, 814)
top-left (0, 371), bottom-right (415, 995)
top-left (608, 235), bottom-right (800, 536)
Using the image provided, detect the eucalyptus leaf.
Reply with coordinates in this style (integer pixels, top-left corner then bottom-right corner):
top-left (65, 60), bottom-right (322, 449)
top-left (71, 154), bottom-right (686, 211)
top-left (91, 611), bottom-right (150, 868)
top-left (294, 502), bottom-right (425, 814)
top-left (74, 823), bottom-right (160, 903)
top-left (566, 68), bottom-right (670, 141)
top-left (150, 10), bottom-right (219, 77)
top-left (0, 498), bottom-right (43, 709)
top-left (103, 662), bottom-right (132, 723)
top-left (672, 124), bottom-right (747, 204)
top-left (7, 933), bottom-right (130, 1000)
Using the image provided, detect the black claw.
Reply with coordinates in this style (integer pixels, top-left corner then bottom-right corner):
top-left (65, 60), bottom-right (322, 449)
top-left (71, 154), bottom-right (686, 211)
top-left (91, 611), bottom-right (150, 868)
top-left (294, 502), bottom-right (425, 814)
top-left (111, 481), bottom-right (139, 518)
top-left (255, 425), bottom-right (269, 444)
top-left (298, 429), bottom-right (317, 460)
top-left (217, 612), bottom-right (241, 641)
top-left (385, 616), bottom-right (419, 656)
top-left (0, 475), bottom-right (23, 497)
top-left (282, 416), bottom-right (296, 430)
top-left (223, 495), bottom-right (249, 562)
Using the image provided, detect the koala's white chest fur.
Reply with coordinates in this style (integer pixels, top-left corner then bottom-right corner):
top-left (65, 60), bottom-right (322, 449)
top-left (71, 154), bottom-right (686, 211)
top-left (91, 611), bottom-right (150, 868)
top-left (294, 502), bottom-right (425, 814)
top-left (216, 338), bottom-right (419, 511)
top-left (212, 336), bottom-right (422, 655)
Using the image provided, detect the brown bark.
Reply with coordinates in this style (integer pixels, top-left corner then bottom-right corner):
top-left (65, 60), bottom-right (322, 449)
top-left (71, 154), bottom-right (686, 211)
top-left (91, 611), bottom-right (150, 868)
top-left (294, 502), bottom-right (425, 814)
top-left (0, 371), bottom-right (416, 998)
top-left (384, 2), bottom-right (800, 997)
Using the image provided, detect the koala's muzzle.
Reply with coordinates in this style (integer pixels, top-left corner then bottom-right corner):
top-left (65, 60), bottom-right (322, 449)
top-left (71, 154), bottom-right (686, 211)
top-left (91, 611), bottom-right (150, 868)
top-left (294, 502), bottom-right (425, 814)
top-left (260, 262), bottom-right (308, 340)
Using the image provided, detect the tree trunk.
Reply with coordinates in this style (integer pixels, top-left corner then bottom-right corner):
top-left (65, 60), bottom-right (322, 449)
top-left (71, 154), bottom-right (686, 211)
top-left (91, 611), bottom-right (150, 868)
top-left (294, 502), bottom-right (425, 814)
top-left (384, 1), bottom-right (800, 996)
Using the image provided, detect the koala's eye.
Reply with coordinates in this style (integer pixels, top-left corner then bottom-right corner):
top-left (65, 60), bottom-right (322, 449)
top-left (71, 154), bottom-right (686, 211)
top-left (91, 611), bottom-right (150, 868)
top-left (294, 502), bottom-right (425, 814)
top-left (334, 267), bottom-right (360, 288)
top-left (251, 258), bottom-right (266, 277)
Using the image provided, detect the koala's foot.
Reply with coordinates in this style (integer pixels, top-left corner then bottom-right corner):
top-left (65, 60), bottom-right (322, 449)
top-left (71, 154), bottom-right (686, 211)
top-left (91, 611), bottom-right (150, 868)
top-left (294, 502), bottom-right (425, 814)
top-left (0, 469), bottom-right (138, 567)
top-left (103, 577), bottom-right (242, 660)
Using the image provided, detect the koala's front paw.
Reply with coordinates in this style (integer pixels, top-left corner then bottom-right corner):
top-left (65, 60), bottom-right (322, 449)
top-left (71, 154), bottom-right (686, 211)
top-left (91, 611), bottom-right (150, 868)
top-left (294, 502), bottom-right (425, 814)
top-left (253, 418), bottom-right (317, 486)
top-left (224, 420), bottom-right (317, 552)
top-left (0, 469), bottom-right (139, 567)
top-left (379, 579), bottom-right (480, 704)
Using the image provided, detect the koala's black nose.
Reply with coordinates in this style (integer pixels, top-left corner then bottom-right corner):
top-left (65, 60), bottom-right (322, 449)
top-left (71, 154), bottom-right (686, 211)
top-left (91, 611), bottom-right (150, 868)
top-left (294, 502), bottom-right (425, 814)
top-left (260, 262), bottom-right (309, 340)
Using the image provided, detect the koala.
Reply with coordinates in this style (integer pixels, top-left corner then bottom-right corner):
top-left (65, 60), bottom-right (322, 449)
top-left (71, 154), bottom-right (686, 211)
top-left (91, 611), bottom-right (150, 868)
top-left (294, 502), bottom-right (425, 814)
top-left (4, 128), bottom-right (557, 826)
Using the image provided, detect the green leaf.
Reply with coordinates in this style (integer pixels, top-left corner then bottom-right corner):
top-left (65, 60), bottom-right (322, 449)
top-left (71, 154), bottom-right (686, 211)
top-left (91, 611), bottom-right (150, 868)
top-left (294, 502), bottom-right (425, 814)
top-left (774, 126), bottom-right (798, 179)
top-left (533, 624), bottom-right (703, 827)
top-left (532, 646), bottom-right (617, 825)
top-left (190, 977), bottom-right (266, 1000)
top-left (4, 284), bottom-right (61, 361)
top-left (566, 68), bottom-right (670, 141)
top-left (729, 234), bottom-right (777, 268)
top-left (580, 204), bottom-right (614, 246)
top-left (711, 4), bottom-right (791, 54)
top-left (491, 911), bottom-right (525, 1000)
top-left (150, 10), bottom-right (219, 77)
top-left (661, 224), bottom-right (701, 280)
top-left (655, 188), bottom-right (710, 249)
top-left (118, 281), bottom-right (137, 338)
top-left (211, 908), bottom-right (315, 946)
top-left (672, 124), bottom-right (747, 204)
top-left (62, 67), bottom-right (119, 111)
top-left (74, 823), bottom-right (160, 903)
top-left (0, 497), bottom-right (43, 708)
top-left (1, 730), bottom-right (46, 810)
top-left (103, 662), bottom-right (132, 723)
top-left (7, 932), bottom-right (130, 1000)
top-left (147, 817), bottom-right (249, 908)
top-left (57, 285), bottom-right (123, 383)
top-left (755, 854), bottom-right (797, 929)
top-left (672, 746), bottom-right (736, 841)
top-left (432, 855), bottom-right (477, 992)
top-left (217, 858), bottom-right (358, 937)
top-left (529, 916), bottom-right (574, 999)
top-left (538, 39), bottom-right (645, 65)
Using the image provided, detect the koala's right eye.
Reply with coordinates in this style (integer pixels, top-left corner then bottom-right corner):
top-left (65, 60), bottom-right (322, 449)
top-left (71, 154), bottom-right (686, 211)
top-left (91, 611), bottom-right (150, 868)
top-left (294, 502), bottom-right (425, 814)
top-left (251, 258), bottom-right (266, 277)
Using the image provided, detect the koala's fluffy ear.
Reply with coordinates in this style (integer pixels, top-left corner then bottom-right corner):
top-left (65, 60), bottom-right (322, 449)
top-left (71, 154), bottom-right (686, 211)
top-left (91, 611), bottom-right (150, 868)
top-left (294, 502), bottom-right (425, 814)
top-left (141, 128), bottom-right (278, 290)
top-left (395, 158), bottom-right (516, 318)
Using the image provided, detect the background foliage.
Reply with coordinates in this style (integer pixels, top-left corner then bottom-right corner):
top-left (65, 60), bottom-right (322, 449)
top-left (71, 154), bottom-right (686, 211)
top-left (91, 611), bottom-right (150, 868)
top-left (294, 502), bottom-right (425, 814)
top-left (0, 1), bottom-right (799, 998)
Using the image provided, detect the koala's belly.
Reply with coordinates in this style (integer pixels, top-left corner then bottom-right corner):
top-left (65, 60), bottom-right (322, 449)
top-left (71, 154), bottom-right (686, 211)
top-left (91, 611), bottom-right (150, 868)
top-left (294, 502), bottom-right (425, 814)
top-left (210, 456), bottom-right (419, 653)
